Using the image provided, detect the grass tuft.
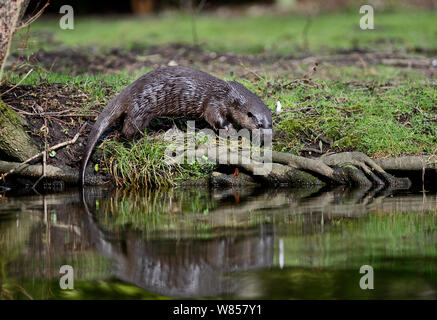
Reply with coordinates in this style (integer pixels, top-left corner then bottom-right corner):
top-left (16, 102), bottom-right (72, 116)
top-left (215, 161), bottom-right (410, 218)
top-left (99, 134), bottom-right (216, 188)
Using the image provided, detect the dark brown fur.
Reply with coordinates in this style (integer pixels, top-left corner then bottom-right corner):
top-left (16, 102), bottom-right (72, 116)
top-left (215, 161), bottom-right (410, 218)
top-left (80, 66), bottom-right (272, 185)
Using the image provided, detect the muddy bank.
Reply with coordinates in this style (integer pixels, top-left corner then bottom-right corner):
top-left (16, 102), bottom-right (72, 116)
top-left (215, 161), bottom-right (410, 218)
top-left (9, 44), bottom-right (437, 77)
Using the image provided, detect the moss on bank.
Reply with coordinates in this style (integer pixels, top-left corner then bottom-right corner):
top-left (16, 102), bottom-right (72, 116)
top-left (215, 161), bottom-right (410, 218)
top-left (0, 99), bottom-right (39, 161)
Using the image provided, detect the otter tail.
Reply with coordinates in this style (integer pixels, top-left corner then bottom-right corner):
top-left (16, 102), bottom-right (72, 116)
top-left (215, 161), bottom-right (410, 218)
top-left (79, 98), bottom-right (126, 185)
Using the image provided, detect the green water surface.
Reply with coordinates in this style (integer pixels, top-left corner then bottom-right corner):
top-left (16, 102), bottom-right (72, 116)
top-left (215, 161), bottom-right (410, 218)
top-left (1, 186), bottom-right (436, 299)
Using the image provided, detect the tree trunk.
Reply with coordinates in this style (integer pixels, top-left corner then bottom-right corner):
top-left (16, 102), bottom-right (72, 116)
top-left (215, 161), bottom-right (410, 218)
top-left (0, 1), bottom-right (39, 161)
top-left (0, 0), bottom-right (30, 79)
top-left (0, 99), bottom-right (39, 161)
top-left (130, 0), bottom-right (154, 15)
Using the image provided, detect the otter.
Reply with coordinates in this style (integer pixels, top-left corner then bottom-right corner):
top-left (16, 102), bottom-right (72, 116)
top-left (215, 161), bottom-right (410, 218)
top-left (80, 66), bottom-right (272, 185)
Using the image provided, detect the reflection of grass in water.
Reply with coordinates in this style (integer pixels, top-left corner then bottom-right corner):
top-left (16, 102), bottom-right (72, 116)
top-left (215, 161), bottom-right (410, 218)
top-left (61, 279), bottom-right (171, 300)
top-left (277, 211), bottom-right (437, 272)
top-left (97, 188), bottom-right (218, 235)
top-left (4, 249), bottom-right (112, 300)
top-left (95, 188), bottom-right (273, 238)
top-left (1, 206), bottom-right (114, 300)
top-left (233, 210), bottom-right (437, 299)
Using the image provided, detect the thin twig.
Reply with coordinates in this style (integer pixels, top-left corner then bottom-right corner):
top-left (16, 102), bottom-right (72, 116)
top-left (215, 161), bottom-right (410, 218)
top-left (239, 61), bottom-right (265, 81)
top-left (0, 68), bottom-right (33, 97)
top-left (16, 1), bottom-right (50, 31)
top-left (33, 117), bottom-right (48, 189)
top-left (32, 145), bottom-right (46, 189)
top-left (54, 113), bottom-right (97, 118)
top-left (189, 0), bottom-right (207, 46)
top-left (280, 105), bottom-right (316, 113)
top-left (0, 24), bottom-right (30, 86)
top-left (302, 15), bottom-right (313, 51)
top-left (413, 105), bottom-right (437, 122)
top-left (6, 105), bottom-right (96, 118)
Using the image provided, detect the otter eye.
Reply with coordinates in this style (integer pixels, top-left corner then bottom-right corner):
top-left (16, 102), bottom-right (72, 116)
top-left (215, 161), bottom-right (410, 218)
top-left (247, 112), bottom-right (254, 118)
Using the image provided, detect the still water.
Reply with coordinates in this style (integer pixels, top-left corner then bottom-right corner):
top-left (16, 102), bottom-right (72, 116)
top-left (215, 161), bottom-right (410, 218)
top-left (1, 186), bottom-right (437, 299)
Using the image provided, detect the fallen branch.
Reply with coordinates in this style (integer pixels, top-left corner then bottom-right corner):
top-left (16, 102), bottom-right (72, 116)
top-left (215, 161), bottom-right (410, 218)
top-left (6, 106), bottom-right (97, 118)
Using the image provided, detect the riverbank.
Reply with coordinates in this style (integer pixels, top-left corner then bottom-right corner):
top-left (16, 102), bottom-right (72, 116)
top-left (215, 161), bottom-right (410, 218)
top-left (0, 11), bottom-right (436, 190)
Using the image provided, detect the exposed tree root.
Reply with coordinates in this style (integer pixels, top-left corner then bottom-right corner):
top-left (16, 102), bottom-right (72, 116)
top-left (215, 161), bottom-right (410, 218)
top-left (0, 160), bottom-right (107, 185)
top-left (1, 138), bottom-right (429, 189)
top-left (186, 146), bottom-right (411, 188)
top-left (373, 155), bottom-right (437, 171)
top-left (320, 152), bottom-right (412, 189)
top-left (269, 151), bottom-right (341, 182)
top-left (242, 149), bottom-right (410, 188)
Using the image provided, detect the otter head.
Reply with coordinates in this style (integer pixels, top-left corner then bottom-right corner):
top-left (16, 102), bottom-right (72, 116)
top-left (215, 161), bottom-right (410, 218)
top-left (227, 81), bottom-right (272, 141)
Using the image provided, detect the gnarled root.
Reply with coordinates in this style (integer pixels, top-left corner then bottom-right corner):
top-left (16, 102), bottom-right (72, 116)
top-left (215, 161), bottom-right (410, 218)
top-left (193, 146), bottom-right (326, 187)
top-left (320, 152), bottom-right (411, 189)
top-left (197, 147), bottom-right (411, 189)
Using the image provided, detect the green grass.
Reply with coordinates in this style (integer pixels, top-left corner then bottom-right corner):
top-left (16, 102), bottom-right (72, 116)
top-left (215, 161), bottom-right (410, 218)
top-left (9, 62), bottom-right (437, 159)
top-left (98, 134), bottom-right (216, 188)
top-left (7, 64), bottom-right (437, 167)
top-left (237, 75), bottom-right (437, 156)
top-left (24, 10), bottom-right (437, 55)
top-left (8, 69), bottom-right (137, 96)
top-left (99, 136), bottom-right (175, 188)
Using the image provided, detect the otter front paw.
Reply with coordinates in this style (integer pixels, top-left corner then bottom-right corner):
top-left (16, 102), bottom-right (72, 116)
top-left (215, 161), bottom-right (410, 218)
top-left (224, 122), bottom-right (235, 131)
top-left (223, 122), bottom-right (237, 136)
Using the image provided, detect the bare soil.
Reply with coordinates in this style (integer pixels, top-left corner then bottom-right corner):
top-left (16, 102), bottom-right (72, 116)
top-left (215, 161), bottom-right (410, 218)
top-left (0, 83), bottom-right (99, 169)
top-left (11, 43), bottom-right (437, 78)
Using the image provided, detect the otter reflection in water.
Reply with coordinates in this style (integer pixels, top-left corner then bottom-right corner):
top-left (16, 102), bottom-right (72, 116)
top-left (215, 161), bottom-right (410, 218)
top-left (82, 189), bottom-right (274, 298)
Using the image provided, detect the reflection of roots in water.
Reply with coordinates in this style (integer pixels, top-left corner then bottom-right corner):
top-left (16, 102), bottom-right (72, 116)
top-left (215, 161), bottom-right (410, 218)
top-left (87, 184), bottom-right (436, 227)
